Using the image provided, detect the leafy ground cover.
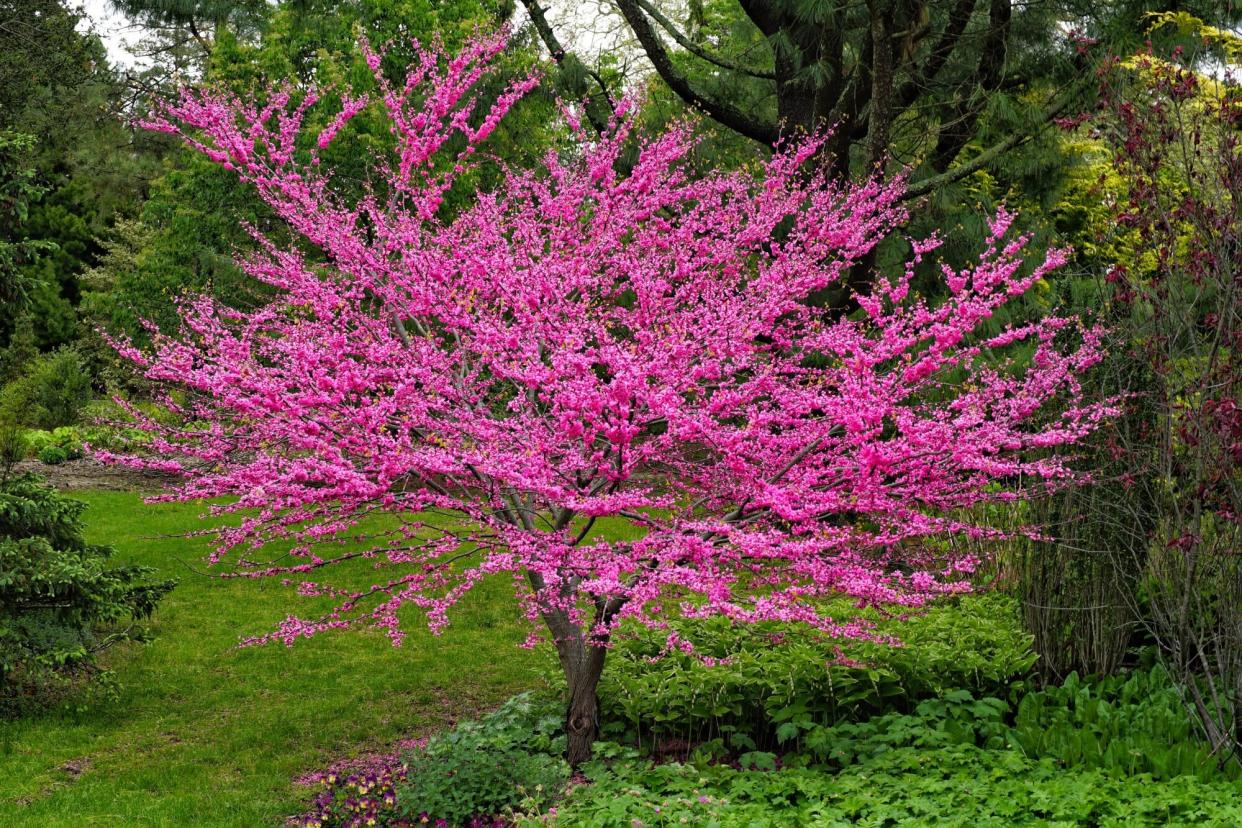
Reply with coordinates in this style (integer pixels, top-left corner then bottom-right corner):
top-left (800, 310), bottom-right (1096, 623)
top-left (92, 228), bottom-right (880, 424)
top-left (0, 490), bottom-right (545, 826)
top-left (546, 747), bottom-right (1242, 827)
top-left (587, 593), bottom-right (1038, 753)
top-left (297, 663), bottom-right (1242, 827)
top-left (295, 591), bottom-right (1241, 827)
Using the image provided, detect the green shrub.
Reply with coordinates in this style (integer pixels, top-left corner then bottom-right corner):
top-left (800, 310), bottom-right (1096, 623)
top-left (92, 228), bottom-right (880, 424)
top-left (22, 426), bottom-right (84, 461)
top-left (69, 399), bottom-right (158, 453)
top-left (0, 473), bottom-right (175, 715)
top-left (593, 593), bottom-right (1036, 750)
top-left (22, 429), bottom-right (52, 455)
top-left (51, 426), bottom-right (84, 458)
top-left (11, 347), bottom-right (92, 431)
top-left (0, 315), bottom-right (39, 386)
top-left (76, 424), bottom-right (146, 452)
top-left (36, 444), bottom-right (67, 465)
top-left (544, 665), bottom-right (1240, 826)
top-left (0, 427), bottom-right (26, 471)
top-left (394, 692), bottom-right (569, 824)
top-left (767, 688), bottom-right (1012, 770)
top-left (0, 380), bottom-right (33, 470)
top-left (22, 422), bottom-right (153, 458)
top-left (305, 693), bottom-right (572, 827)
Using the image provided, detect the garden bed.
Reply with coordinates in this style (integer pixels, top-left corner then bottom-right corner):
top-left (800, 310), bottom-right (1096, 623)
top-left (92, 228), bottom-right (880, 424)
top-left (11, 456), bottom-right (178, 491)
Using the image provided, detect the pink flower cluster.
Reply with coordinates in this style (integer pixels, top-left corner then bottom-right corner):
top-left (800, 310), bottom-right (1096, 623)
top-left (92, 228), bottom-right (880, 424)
top-left (108, 32), bottom-right (1113, 650)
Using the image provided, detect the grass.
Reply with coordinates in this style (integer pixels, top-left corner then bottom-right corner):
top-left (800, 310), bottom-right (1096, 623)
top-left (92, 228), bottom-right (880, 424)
top-left (0, 490), bottom-right (550, 826)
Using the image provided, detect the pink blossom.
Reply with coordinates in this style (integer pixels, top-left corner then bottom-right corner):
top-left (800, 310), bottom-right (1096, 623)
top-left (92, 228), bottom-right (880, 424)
top-left (108, 34), bottom-right (1113, 655)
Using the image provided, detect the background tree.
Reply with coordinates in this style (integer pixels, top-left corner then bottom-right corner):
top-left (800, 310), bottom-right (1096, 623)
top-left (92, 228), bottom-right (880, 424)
top-left (0, 0), bottom-right (165, 353)
top-left (106, 0), bottom-right (269, 58)
top-left (110, 34), bottom-right (1112, 764)
top-left (519, 0), bottom-right (1242, 307)
top-left (0, 132), bottom-right (51, 310)
top-left (0, 467), bottom-right (176, 717)
top-left (1010, 18), bottom-right (1239, 755)
top-left (521, 0), bottom-right (1240, 192)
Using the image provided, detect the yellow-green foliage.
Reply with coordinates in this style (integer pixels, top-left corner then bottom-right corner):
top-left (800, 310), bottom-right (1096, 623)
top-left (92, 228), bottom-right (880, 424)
top-left (1147, 12), bottom-right (1242, 62)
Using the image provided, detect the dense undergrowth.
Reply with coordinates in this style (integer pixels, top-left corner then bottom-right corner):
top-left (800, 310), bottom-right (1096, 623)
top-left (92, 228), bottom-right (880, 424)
top-left (305, 595), bottom-right (1242, 827)
top-left (548, 747), bottom-right (1242, 827)
top-left (590, 593), bottom-right (1036, 754)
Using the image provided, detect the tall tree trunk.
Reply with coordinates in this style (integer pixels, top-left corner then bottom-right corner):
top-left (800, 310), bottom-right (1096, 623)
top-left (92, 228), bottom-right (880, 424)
top-left (865, 0), bottom-right (895, 171)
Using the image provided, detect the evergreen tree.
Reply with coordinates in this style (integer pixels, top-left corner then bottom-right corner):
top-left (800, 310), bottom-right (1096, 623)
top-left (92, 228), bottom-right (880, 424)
top-left (0, 0), bottom-right (165, 351)
top-left (522, 0), bottom-right (1240, 194)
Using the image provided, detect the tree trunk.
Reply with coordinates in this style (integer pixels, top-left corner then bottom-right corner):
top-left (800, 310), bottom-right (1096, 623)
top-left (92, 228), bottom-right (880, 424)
top-left (559, 636), bottom-right (608, 767)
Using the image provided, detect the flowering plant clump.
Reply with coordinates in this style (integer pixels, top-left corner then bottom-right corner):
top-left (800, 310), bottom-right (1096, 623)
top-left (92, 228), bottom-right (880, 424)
top-left (300, 759), bottom-right (407, 828)
top-left (298, 693), bottom-right (568, 827)
top-left (108, 30), bottom-right (1113, 762)
top-left (302, 768), bottom-right (513, 828)
top-left (296, 735), bottom-right (422, 828)
top-left (306, 772), bottom-right (511, 828)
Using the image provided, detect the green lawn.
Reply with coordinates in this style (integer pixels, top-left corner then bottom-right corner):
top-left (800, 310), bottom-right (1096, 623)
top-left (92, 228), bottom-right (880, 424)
top-left (0, 491), bottom-right (547, 826)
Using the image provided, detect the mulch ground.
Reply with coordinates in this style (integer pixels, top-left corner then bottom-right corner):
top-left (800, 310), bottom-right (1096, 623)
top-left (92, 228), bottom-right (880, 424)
top-left (12, 457), bottom-right (179, 491)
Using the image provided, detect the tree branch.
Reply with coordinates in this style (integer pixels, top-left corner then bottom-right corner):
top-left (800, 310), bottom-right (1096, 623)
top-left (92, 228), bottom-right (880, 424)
top-left (635, 0), bottom-right (776, 80)
top-left (927, 0), bottom-right (1011, 172)
top-left (736, 0), bottom-right (782, 37)
top-left (517, 0), bottom-right (613, 135)
top-left (902, 79), bottom-right (1082, 200)
top-left (613, 0), bottom-right (780, 144)
top-left (896, 0), bottom-right (977, 110)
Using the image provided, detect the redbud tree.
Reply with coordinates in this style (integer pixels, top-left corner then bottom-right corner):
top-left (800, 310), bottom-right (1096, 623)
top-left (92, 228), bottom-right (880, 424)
top-left (110, 33), bottom-right (1111, 763)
